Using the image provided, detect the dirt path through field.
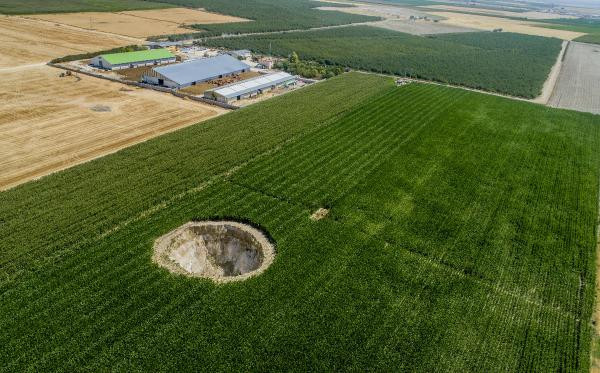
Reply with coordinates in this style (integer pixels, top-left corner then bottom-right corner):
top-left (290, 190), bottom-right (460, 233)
top-left (532, 40), bottom-right (568, 105)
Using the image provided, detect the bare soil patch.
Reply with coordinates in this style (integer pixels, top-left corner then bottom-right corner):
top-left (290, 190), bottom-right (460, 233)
top-left (532, 40), bottom-right (567, 104)
top-left (27, 8), bottom-right (249, 38)
top-left (114, 65), bottom-right (159, 82)
top-left (0, 65), bottom-right (226, 190)
top-left (548, 42), bottom-right (600, 115)
top-left (0, 16), bottom-right (132, 68)
top-left (317, 4), bottom-right (476, 35)
top-left (153, 221), bottom-right (275, 283)
top-left (179, 71), bottom-right (262, 95)
top-left (310, 208), bottom-right (330, 221)
top-left (427, 11), bottom-right (585, 40)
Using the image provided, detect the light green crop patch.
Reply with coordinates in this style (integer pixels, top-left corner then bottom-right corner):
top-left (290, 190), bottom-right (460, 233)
top-left (101, 48), bottom-right (174, 65)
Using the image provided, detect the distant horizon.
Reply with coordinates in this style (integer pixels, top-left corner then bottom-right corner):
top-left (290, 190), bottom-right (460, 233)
top-left (531, 0), bottom-right (600, 8)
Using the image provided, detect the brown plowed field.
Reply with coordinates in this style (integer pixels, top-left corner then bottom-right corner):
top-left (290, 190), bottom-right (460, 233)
top-left (27, 8), bottom-right (249, 38)
top-left (0, 66), bottom-right (226, 190)
top-left (548, 42), bottom-right (600, 115)
top-left (0, 16), bottom-right (134, 68)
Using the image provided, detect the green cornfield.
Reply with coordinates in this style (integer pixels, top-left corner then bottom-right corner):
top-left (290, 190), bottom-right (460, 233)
top-left (1, 73), bottom-right (599, 371)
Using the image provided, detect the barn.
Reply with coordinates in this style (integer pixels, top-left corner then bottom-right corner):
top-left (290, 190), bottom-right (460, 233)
top-left (91, 49), bottom-right (176, 70)
top-left (142, 54), bottom-right (250, 89)
top-left (204, 72), bottom-right (296, 103)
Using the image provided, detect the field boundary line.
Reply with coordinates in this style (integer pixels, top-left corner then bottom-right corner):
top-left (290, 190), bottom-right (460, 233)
top-left (590, 170), bottom-right (600, 370)
top-left (331, 211), bottom-right (578, 321)
top-left (533, 40), bottom-right (568, 105)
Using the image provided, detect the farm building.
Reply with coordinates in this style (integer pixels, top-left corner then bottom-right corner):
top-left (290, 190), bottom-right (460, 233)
top-left (204, 72), bottom-right (296, 103)
top-left (142, 54), bottom-right (250, 89)
top-left (227, 49), bottom-right (252, 59)
top-left (91, 49), bottom-right (175, 70)
top-left (258, 57), bottom-right (275, 69)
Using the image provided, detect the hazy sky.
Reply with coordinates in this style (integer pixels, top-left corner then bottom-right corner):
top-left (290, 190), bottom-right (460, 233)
top-left (536, 0), bottom-right (600, 7)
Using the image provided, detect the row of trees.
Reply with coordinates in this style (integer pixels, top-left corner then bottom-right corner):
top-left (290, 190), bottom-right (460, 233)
top-left (151, 0), bottom-right (378, 37)
top-left (205, 26), bottom-right (562, 98)
top-left (276, 52), bottom-right (345, 79)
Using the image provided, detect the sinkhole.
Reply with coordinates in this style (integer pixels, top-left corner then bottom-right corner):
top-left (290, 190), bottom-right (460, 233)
top-left (153, 221), bottom-right (275, 283)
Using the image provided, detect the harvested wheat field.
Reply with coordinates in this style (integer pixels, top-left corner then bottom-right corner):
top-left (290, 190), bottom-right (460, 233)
top-left (0, 66), bottom-right (226, 190)
top-left (0, 16), bottom-right (133, 68)
top-left (428, 11), bottom-right (585, 40)
top-left (317, 4), bottom-right (477, 34)
top-left (28, 8), bottom-right (249, 38)
top-left (421, 5), bottom-right (577, 20)
top-left (548, 42), bottom-right (600, 114)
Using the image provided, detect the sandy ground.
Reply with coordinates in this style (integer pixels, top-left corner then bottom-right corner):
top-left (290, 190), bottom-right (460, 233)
top-left (0, 16), bottom-right (133, 68)
top-left (532, 40), bottom-right (567, 104)
top-left (27, 8), bottom-right (248, 38)
top-left (548, 42), bottom-right (600, 115)
top-left (427, 12), bottom-right (585, 40)
top-left (0, 65), bottom-right (226, 190)
top-left (372, 18), bottom-right (476, 35)
top-left (420, 5), bottom-right (577, 19)
top-left (317, 4), bottom-right (477, 35)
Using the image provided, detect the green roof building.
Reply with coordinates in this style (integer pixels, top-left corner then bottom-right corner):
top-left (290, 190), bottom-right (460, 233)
top-left (91, 48), bottom-right (176, 70)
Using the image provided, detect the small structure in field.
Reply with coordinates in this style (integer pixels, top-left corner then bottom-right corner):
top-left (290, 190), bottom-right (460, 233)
top-left (142, 54), bottom-right (250, 89)
top-left (91, 48), bottom-right (175, 70)
top-left (204, 71), bottom-right (296, 103)
top-left (227, 49), bottom-right (252, 59)
top-left (258, 57), bottom-right (275, 69)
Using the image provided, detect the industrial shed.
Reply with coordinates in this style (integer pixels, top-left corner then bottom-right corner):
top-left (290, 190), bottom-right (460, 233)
top-left (227, 49), bottom-right (252, 59)
top-left (91, 49), bottom-right (175, 70)
top-left (142, 54), bottom-right (250, 89)
top-left (204, 72), bottom-right (296, 103)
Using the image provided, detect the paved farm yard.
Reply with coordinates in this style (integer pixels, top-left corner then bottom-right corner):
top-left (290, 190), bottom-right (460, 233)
top-left (1, 73), bottom-right (599, 371)
top-left (549, 42), bottom-right (600, 115)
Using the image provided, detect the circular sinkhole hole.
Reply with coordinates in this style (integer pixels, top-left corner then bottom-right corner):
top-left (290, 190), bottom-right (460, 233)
top-left (152, 221), bottom-right (275, 283)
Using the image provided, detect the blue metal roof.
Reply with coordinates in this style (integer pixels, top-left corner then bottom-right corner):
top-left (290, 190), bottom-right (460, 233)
top-left (208, 72), bottom-right (295, 99)
top-left (153, 55), bottom-right (250, 86)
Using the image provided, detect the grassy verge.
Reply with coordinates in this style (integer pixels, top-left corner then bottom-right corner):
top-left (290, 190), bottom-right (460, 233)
top-left (49, 45), bottom-right (147, 64)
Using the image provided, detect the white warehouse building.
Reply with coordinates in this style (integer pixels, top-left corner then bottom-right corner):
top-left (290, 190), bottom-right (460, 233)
top-left (204, 72), bottom-right (296, 103)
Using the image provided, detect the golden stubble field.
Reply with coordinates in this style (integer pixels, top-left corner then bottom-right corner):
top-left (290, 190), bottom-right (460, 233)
top-left (0, 13), bottom-right (229, 191)
top-left (26, 7), bottom-right (249, 38)
top-left (0, 16), bottom-right (136, 68)
top-left (0, 66), bottom-right (226, 190)
top-left (426, 11), bottom-right (584, 40)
